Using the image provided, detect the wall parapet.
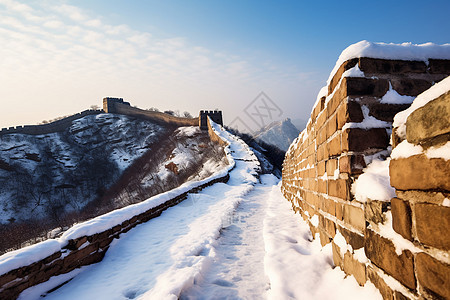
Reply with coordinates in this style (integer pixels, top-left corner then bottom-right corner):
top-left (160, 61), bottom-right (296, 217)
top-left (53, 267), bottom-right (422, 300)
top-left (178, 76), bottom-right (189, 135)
top-left (282, 49), bottom-right (450, 299)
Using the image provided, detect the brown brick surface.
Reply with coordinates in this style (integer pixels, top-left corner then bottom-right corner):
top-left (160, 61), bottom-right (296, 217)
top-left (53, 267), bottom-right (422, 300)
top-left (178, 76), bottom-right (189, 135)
top-left (389, 156), bottom-right (450, 191)
top-left (406, 90), bottom-right (450, 144)
top-left (390, 78), bottom-right (432, 96)
top-left (327, 134), bottom-right (342, 157)
top-left (367, 266), bottom-right (394, 300)
top-left (342, 128), bottom-right (389, 152)
top-left (364, 229), bottom-right (416, 290)
top-left (336, 100), bottom-right (364, 130)
top-left (428, 59), bottom-right (450, 74)
top-left (358, 57), bottom-right (427, 74)
top-left (416, 252), bottom-right (450, 299)
top-left (326, 159), bottom-right (338, 175)
top-left (368, 103), bottom-right (411, 122)
top-left (339, 154), bottom-right (366, 175)
top-left (343, 251), bottom-right (367, 286)
top-left (414, 203), bottom-right (450, 250)
top-left (328, 179), bottom-right (351, 201)
top-left (391, 198), bottom-right (412, 241)
top-left (328, 58), bottom-right (359, 95)
top-left (343, 204), bottom-right (365, 232)
top-left (343, 77), bottom-right (390, 97)
top-left (338, 225), bottom-right (364, 250)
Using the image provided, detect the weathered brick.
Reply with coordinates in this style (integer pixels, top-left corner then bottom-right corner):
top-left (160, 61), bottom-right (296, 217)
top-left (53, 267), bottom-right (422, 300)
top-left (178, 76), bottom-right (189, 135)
top-left (343, 251), bottom-right (366, 286)
top-left (389, 155), bottom-right (450, 191)
top-left (428, 59), bottom-right (450, 74)
top-left (342, 128), bottom-right (389, 152)
top-left (368, 103), bottom-right (411, 122)
top-left (414, 203), bottom-right (450, 250)
top-left (367, 266), bottom-right (394, 300)
top-left (390, 78), bottom-right (432, 96)
top-left (343, 204), bottom-right (365, 232)
top-left (326, 114), bottom-right (338, 138)
top-left (324, 217), bottom-right (336, 238)
top-left (326, 159), bottom-right (338, 175)
top-left (358, 57), bottom-right (427, 74)
top-left (327, 134), bottom-right (341, 157)
top-left (339, 154), bottom-right (366, 175)
top-left (364, 200), bottom-right (388, 225)
top-left (336, 100), bottom-right (364, 130)
top-left (406, 90), bottom-right (450, 144)
top-left (328, 179), bottom-right (351, 201)
top-left (338, 225), bottom-right (364, 250)
top-left (343, 77), bottom-right (390, 97)
top-left (317, 160), bottom-right (326, 176)
top-left (322, 196), bottom-right (336, 216)
top-left (332, 242), bottom-right (343, 267)
top-left (316, 110), bottom-right (328, 130)
top-left (416, 252), bottom-right (450, 299)
top-left (335, 202), bottom-right (343, 220)
top-left (319, 228), bottom-right (331, 246)
top-left (391, 198), bottom-right (412, 241)
top-left (364, 229), bottom-right (416, 289)
top-left (328, 58), bottom-right (359, 95)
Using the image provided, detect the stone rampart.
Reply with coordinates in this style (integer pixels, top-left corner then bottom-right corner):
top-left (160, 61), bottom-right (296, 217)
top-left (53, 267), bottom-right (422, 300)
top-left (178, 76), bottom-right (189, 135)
top-left (103, 98), bottom-right (199, 127)
top-left (0, 110), bottom-right (102, 136)
top-left (281, 55), bottom-right (450, 299)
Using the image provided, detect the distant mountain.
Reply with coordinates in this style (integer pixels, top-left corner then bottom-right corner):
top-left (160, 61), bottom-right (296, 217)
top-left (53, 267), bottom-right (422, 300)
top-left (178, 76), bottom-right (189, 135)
top-left (291, 118), bottom-right (307, 131)
top-left (254, 118), bottom-right (300, 151)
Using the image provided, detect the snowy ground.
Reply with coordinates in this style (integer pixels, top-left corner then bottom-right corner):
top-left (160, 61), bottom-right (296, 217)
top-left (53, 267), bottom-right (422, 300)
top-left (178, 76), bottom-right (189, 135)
top-left (18, 128), bottom-right (381, 300)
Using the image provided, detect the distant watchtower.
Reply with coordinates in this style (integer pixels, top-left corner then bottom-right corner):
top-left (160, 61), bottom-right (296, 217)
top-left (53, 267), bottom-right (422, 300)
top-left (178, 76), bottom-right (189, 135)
top-left (199, 110), bottom-right (223, 130)
top-left (103, 97), bottom-right (130, 113)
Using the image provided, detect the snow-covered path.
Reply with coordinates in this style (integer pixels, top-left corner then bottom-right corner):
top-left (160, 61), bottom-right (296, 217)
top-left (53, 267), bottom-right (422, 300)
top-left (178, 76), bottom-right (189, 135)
top-left (180, 175), bottom-right (276, 299)
top-left (20, 126), bottom-right (381, 300)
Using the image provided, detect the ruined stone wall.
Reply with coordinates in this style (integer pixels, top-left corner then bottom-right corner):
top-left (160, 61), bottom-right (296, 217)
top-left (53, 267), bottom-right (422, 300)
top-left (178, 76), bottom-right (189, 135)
top-left (0, 110), bottom-right (102, 136)
top-left (281, 57), bottom-right (450, 299)
top-left (106, 101), bottom-right (199, 127)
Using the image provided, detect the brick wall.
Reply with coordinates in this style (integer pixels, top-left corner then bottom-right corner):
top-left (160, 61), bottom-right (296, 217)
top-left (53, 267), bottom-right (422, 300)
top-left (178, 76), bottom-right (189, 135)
top-left (106, 101), bottom-right (199, 127)
top-left (0, 118), bottom-right (231, 299)
top-left (0, 110), bottom-right (102, 136)
top-left (281, 57), bottom-right (450, 299)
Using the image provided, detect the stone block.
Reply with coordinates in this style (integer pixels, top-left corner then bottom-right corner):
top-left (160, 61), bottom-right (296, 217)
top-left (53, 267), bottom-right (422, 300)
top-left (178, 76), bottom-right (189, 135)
top-left (390, 78), bottom-right (432, 96)
top-left (368, 103), bottom-right (411, 122)
top-left (416, 252), bottom-right (450, 299)
top-left (317, 160), bottom-right (326, 176)
top-left (329, 58), bottom-right (359, 95)
top-left (406, 90), bottom-right (450, 144)
top-left (327, 134), bottom-right (342, 157)
top-left (391, 198), bottom-right (412, 241)
top-left (343, 251), bottom-right (367, 286)
top-left (319, 228), bottom-right (331, 246)
top-left (343, 77), bottom-right (390, 97)
top-left (428, 59), bottom-right (450, 74)
top-left (343, 204), bottom-right (365, 232)
top-left (326, 158), bottom-right (338, 175)
top-left (326, 114), bottom-right (338, 138)
top-left (336, 100), bottom-right (364, 130)
top-left (358, 57), bottom-right (427, 74)
top-left (324, 217), bottom-right (336, 238)
top-left (338, 224), bottom-right (364, 250)
top-left (414, 203), bottom-right (450, 250)
top-left (318, 179), bottom-right (327, 194)
top-left (328, 179), bottom-right (351, 201)
top-left (339, 154), bottom-right (366, 175)
top-left (336, 202), bottom-right (344, 221)
top-left (332, 242), bottom-right (342, 267)
top-left (364, 228), bottom-right (416, 289)
top-left (322, 196), bottom-right (336, 216)
top-left (389, 156), bottom-right (450, 191)
top-left (342, 128), bottom-right (389, 152)
top-left (367, 266), bottom-right (394, 300)
top-left (364, 200), bottom-right (388, 225)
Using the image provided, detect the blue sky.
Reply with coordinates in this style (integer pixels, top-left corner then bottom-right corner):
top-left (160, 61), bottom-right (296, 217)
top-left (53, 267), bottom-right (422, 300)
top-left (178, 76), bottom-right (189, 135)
top-left (1, 0), bottom-right (449, 129)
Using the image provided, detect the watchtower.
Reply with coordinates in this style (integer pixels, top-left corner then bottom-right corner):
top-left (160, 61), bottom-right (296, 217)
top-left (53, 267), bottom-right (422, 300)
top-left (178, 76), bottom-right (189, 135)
top-left (103, 97), bottom-right (130, 113)
top-left (199, 110), bottom-right (223, 130)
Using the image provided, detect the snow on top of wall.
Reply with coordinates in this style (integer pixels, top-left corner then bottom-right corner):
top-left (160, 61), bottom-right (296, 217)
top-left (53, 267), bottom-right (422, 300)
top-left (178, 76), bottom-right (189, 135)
top-left (391, 140), bottom-right (450, 161)
top-left (352, 158), bottom-right (396, 203)
top-left (327, 40), bottom-right (450, 86)
top-left (393, 75), bottom-right (450, 139)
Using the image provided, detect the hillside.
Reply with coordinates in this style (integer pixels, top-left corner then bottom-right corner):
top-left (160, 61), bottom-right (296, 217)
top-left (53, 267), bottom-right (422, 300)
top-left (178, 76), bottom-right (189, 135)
top-left (0, 113), bottom-right (227, 253)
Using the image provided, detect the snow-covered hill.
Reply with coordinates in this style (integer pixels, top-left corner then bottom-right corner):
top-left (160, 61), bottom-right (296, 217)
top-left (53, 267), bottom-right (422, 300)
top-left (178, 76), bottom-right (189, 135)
top-left (254, 118), bottom-right (300, 151)
top-left (0, 114), bottom-right (227, 253)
